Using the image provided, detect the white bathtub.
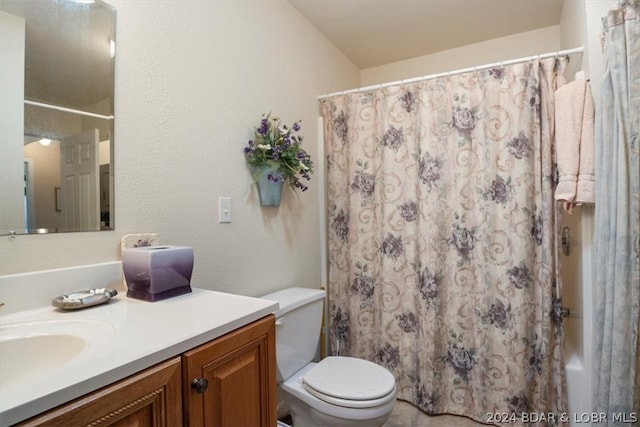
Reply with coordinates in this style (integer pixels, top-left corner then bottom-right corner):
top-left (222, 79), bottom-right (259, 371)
top-left (565, 317), bottom-right (589, 426)
top-left (561, 205), bottom-right (594, 426)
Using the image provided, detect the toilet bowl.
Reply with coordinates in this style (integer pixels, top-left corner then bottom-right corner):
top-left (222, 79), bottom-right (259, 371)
top-left (262, 287), bottom-right (397, 427)
top-left (282, 359), bottom-right (397, 426)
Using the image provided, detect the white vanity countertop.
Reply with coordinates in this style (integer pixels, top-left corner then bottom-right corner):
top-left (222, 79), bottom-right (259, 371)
top-left (0, 288), bottom-right (278, 426)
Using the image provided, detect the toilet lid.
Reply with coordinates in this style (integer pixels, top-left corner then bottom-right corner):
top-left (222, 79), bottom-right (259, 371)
top-left (303, 356), bottom-right (396, 402)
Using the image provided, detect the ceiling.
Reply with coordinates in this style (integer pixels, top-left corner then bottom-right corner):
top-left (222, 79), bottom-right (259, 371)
top-left (288, 0), bottom-right (565, 69)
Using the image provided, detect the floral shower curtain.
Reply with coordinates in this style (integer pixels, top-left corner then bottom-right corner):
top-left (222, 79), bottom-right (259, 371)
top-left (321, 57), bottom-right (568, 426)
top-left (593, 0), bottom-right (640, 421)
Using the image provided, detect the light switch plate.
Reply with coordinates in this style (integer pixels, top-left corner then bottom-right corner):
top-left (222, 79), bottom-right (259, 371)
top-left (218, 197), bottom-right (232, 223)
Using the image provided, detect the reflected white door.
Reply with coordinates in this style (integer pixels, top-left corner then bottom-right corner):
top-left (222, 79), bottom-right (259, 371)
top-left (60, 129), bottom-right (99, 231)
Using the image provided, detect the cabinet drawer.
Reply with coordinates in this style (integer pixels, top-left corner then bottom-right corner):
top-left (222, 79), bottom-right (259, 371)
top-left (18, 357), bottom-right (182, 427)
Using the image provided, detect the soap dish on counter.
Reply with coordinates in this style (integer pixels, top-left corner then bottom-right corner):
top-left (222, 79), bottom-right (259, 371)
top-left (52, 288), bottom-right (118, 310)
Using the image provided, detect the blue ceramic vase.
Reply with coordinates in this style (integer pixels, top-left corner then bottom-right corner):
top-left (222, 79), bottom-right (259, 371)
top-left (256, 167), bottom-right (284, 207)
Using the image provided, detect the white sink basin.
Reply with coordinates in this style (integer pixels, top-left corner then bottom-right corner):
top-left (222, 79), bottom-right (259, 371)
top-left (0, 318), bottom-right (115, 389)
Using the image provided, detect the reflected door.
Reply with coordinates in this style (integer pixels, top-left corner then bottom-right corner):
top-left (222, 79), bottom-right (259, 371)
top-left (60, 129), bottom-right (99, 231)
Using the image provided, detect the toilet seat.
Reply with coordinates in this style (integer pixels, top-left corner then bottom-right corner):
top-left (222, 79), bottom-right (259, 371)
top-left (281, 362), bottom-right (398, 424)
top-left (302, 356), bottom-right (396, 409)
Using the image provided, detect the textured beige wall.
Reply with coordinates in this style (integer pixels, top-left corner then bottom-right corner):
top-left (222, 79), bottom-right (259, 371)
top-left (0, 1), bottom-right (359, 298)
top-left (360, 25), bottom-right (561, 86)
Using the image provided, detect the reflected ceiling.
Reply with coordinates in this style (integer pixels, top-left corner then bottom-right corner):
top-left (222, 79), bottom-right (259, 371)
top-left (1, 0), bottom-right (114, 110)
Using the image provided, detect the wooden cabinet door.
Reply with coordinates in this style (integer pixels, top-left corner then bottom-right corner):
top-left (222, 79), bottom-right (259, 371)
top-left (17, 357), bottom-right (182, 427)
top-left (183, 315), bottom-right (276, 427)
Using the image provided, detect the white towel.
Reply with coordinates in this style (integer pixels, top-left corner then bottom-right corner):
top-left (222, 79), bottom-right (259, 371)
top-left (554, 78), bottom-right (595, 213)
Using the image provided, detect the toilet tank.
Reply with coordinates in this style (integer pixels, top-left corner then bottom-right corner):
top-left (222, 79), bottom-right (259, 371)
top-left (261, 287), bottom-right (325, 382)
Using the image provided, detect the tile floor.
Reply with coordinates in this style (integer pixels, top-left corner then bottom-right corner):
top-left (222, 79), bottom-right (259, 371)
top-left (383, 400), bottom-right (489, 427)
top-left (279, 399), bottom-right (490, 426)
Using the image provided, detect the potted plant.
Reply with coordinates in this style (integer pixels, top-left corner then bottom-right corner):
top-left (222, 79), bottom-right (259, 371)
top-left (244, 113), bottom-right (314, 206)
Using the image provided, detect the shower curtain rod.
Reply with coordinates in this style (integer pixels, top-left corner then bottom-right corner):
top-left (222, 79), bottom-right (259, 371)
top-left (317, 46), bottom-right (584, 100)
top-left (24, 99), bottom-right (114, 120)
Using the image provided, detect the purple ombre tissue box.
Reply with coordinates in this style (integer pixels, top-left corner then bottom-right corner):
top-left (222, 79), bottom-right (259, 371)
top-left (122, 245), bottom-right (193, 302)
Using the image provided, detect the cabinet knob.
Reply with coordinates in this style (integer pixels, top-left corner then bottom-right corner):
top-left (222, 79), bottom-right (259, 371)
top-left (191, 378), bottom-right (209, 394)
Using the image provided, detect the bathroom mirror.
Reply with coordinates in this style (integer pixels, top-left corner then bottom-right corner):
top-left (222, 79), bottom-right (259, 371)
top-left (0, 0), bottom-right (115, 235)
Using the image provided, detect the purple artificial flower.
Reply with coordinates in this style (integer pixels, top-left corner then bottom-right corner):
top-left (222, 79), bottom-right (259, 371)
top-left (258, 118), bottom-right (269, 135)
top-left (245, 113), bottom-right (314, 194)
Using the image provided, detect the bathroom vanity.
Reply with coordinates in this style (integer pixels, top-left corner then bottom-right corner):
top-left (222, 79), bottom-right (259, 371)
top-left (0, 271), bottom-right (278, 427)
top-left (15, 315), bottom-right (275, 426)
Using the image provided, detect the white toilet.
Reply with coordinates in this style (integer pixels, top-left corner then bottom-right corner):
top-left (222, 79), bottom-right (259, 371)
top-left (262, 287), bottom-right (397, 427)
